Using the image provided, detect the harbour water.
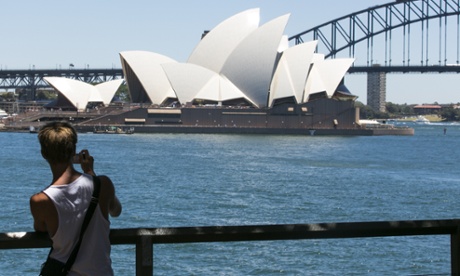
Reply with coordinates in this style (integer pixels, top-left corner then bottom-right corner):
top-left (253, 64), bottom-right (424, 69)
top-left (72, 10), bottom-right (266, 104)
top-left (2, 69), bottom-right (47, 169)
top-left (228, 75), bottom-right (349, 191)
top-left (1, 123), bottom-right (459, 275)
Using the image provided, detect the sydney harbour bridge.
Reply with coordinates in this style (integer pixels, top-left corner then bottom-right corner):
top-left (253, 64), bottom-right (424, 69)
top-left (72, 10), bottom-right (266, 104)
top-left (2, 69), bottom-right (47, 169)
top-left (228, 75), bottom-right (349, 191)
top-left (1, 0), bottom-right (459, 111)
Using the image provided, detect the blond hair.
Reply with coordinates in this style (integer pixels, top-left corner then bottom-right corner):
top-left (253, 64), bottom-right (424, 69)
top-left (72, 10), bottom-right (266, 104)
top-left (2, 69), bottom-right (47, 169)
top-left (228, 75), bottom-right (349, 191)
top-left (38, 121), bottom-right (78, 164)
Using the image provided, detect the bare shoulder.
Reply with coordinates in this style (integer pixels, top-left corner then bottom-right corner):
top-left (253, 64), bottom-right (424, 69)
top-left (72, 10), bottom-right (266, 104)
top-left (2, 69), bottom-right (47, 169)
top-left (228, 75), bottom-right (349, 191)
top-left (30, 192), bottom-right (54, 212)
top-left (96, 175), bottom-right (115, 195)
top-left (30, 191), bottom-right (56, 233)
top-left (30, 192), bottom-right (50, 206)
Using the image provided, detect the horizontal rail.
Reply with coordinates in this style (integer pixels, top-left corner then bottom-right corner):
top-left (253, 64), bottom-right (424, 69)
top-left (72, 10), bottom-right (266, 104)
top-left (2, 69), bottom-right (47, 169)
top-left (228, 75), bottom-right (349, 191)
top-left (1, 219), bottom-right (460, 275)
top-left (349, 65), bottom-right (460, 73)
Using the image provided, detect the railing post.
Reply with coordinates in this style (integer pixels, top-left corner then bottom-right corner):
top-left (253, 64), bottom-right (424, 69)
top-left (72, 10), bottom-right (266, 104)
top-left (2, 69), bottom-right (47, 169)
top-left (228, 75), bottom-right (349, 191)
top-left (451, 223), bottom-right (460, 276)
top-left (136, 235), bottom-right (153, 276)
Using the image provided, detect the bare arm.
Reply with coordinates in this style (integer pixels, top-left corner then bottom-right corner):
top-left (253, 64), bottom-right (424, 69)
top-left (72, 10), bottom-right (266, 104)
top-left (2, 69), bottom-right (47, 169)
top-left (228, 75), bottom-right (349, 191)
top-left (77, 149), bottom-right (122, 218)
top-left (77, 149), bottom-right (96, 176)
top-left (96, 175), bottom-right (122, 219)
top-left (104, 176), bottom-right (122, 217)
top-left (30, 193), bottom-right (58, 235)
top-left (30, 194), bottom-right (47, 232)
top-left (109, 195), bottom-right (122, 217)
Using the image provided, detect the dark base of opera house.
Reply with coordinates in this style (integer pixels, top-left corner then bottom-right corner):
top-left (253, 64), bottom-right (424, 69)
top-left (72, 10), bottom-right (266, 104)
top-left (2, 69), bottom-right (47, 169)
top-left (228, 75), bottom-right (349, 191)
top-left (2, 98), bottom-right (414, 136)
top-left (79, 99), bottom-right (414, 136)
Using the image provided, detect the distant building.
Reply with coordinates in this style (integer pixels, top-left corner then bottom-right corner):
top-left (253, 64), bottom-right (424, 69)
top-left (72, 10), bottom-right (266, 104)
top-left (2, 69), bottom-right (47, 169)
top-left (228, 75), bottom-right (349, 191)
top-left (413, 104), bottom-right (442, 115)
top-left (367, 67), bottom-right (386, 112)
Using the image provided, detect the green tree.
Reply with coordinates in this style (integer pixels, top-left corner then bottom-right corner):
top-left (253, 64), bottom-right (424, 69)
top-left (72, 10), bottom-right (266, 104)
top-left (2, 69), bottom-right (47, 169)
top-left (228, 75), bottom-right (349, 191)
top-left (386, 102), bottom-right (399, 114)
top-left (0, 92), bottom-right (17, 102)
top-left (357, 101), bottom-right (416, 119)
top-left (401, 105), bottom-right (413, 115)
top-left (356, 102), bottom-right (376, 119)
top-left (115, 84), bottom-right (130, 102)
top-left (440, 107), bottom-right (460, 121)
top-left (36, 90), bottom-right (57, 101)
top-left (385, 102), bottom-right (415, 117)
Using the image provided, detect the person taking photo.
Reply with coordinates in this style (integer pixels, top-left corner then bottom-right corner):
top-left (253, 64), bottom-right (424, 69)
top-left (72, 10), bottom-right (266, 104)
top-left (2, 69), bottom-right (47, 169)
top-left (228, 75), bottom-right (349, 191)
top-left (30, 121), bottom-right (122, 275)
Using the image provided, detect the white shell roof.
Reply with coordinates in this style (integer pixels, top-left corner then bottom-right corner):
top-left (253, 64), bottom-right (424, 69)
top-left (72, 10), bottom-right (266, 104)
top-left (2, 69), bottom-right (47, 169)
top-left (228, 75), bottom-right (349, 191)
top-left (94, 79), bottom-right (124, 105)
top-left (220, 14), bottom-right (290, 108)
top-left (161, 63), bottom-right (255, 105)
top-left (269, 41), bottom-right (318, 106)
top-left (277, 35), bottom-right (290, 53)
top-left (44, 77), bottom-right (122, 111)
top-left (120, 51), bottom-right (177, 104)
top-left (187, 8), bottom-right (260, 73)
top-left (304, 54), bottom-right (326, 101)
top-left (304, 56), bottom-right (354, 101)
top-left (120, 9), bottom-right (354, 108)
top-left (44, 77), bottom-right (93, 111)
top-left (315, 58), bottom-right (355, 97)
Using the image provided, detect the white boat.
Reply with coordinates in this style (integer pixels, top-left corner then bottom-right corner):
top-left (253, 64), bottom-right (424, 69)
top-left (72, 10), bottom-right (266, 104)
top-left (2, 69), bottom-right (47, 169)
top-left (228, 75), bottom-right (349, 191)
top-left (29, 126), bottom-right (39, 133)
top-left (0, 109), bottom-right (8, 119)
top-left (414, 116), bottom-right (430, 124)
top-left (359, 119), bottom-right (380, 125)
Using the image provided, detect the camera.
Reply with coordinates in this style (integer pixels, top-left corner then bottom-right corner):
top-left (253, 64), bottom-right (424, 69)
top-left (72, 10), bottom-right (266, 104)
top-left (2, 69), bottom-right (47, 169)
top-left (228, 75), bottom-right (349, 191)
top-left (72, 152), bottom-right (86, 164)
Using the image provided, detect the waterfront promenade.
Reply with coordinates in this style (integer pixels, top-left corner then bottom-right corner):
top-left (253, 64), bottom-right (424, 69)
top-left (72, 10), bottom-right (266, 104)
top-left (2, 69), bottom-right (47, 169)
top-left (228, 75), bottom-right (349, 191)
top-left (2, 219), bottom-right (460, 275)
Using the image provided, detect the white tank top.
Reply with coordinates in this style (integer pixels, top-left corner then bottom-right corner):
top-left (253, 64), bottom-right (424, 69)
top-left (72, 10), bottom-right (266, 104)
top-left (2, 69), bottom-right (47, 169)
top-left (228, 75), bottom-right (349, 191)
top-left (44, 174), bottom-right (113, 276)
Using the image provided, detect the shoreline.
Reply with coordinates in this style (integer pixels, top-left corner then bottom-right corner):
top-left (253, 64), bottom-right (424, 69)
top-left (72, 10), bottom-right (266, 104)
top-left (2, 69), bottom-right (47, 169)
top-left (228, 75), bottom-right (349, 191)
top-left (1, 123), bottom-right (415, 136)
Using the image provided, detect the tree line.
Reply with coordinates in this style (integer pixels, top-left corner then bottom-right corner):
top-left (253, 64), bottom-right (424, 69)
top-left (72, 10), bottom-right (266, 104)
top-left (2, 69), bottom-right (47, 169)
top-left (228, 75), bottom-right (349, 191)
top-left (357, 101), bottom-right (460, 121)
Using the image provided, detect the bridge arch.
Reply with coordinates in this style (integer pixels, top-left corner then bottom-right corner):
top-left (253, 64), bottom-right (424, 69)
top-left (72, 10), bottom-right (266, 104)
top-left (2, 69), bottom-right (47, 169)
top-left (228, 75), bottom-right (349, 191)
top-left (290, 0), bottom-right (460, 67)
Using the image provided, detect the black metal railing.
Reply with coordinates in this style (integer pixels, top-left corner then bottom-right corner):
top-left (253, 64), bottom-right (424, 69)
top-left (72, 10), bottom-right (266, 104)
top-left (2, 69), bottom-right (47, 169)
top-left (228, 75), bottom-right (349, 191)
top-left (1, 219), bottom-right (459, 275)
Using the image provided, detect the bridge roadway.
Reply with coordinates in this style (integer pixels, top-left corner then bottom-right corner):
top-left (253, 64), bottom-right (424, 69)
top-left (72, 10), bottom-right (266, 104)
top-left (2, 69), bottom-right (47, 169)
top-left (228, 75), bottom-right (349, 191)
top-left (0, 65), bottom-right (459, 91)
top-left (0, 68), bottom-right (124, 90)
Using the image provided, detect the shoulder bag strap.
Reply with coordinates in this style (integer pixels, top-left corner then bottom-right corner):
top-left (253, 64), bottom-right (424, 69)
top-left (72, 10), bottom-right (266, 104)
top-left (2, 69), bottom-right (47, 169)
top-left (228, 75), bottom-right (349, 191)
top-left (62, 175), bottom-right (101, 273)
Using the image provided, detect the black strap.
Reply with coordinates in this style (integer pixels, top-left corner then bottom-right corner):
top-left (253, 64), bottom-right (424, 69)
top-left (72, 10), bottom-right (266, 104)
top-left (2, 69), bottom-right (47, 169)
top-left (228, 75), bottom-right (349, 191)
top-left (63, 175), bottom-right (101, 273)
top-left (49, 176), bottom-right (101, 274)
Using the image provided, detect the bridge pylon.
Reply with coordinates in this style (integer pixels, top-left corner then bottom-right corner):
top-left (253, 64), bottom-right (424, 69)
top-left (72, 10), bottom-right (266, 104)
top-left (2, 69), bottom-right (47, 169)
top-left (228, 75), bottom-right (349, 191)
top-left (367, 66), bottom-right (387, 113)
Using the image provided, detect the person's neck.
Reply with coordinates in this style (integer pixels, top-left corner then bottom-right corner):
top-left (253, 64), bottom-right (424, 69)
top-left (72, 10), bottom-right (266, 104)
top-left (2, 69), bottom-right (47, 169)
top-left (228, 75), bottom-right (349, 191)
top-left (49, 162), bottom-right (81, 186)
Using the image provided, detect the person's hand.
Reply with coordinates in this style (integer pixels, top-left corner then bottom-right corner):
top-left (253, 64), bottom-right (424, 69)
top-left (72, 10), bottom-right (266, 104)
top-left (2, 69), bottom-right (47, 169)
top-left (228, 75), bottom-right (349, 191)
top-left (78, 149), bottom-right (96, 176)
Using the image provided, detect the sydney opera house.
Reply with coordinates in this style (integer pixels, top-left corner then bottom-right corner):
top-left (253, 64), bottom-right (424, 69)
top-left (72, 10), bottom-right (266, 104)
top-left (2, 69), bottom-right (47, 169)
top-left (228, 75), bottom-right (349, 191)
top-left (44, 9), bottom-right (413, 135)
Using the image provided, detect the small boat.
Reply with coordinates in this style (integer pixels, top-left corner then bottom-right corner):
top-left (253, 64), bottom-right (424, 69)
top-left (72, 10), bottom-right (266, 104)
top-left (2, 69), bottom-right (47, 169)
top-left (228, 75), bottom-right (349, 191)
top-left (359, 119), bottom-right (380, 125)
top-left (93, 126), bottom-right (134, 134)
top-left (29, 126), bottom-right (39, 133)
top-left (414, 116), bottom-right (430, 124)
top-left (0, 109), bottom-right (8, 119)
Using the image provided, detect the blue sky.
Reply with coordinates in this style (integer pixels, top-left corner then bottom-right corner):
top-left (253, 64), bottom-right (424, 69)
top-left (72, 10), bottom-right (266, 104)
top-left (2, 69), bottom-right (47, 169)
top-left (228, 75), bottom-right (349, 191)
top-left (1, 0), bottom-right (459, 104)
